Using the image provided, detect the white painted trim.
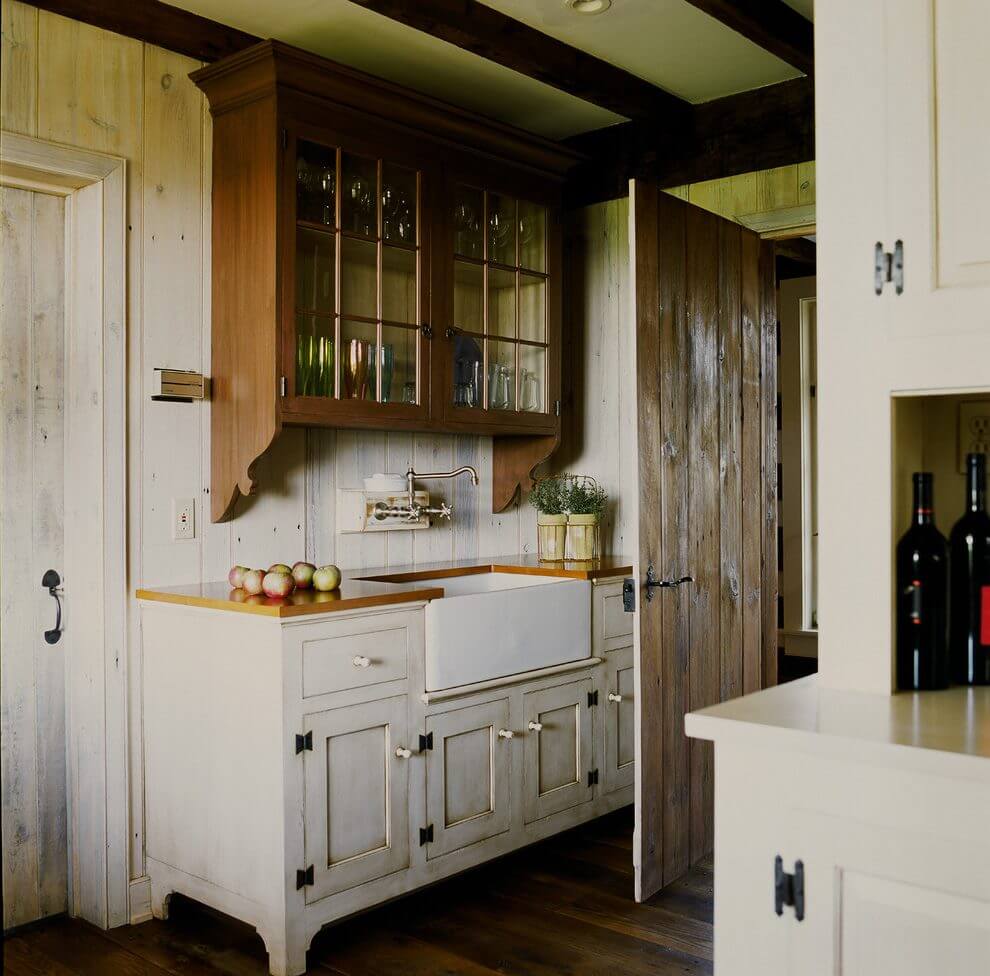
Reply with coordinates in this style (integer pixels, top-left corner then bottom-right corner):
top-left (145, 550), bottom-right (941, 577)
top-left (1, 131), bottom-right (129, 929)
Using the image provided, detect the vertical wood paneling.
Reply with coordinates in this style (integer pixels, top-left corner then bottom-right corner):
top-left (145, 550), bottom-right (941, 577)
top-left (413, 433), bottom-right (454, 564)
top-left (1, 0), bottom-right (38, 135)
top-left (718, 223), bottom-right (743, 703)
top-left (685, 206), bottom-right (719, 866)
top-left (740, 233), bottom-right (764, 695)
top-left (305, 428), bottom-right (337, 567)
top-left (334, 430), bottom-right (387, 569)
top-left (384, 432), bottom-right (415, 565)
top-left (760, 241), bottom-right (780, 690)
top-left (656, 192), bottom-right (690, 888)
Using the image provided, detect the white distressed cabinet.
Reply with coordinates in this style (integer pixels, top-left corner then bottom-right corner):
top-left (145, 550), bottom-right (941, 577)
top-left (139, 572), bottom-right (632, 976)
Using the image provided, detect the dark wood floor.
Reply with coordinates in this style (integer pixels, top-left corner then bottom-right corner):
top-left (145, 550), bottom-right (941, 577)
top-left (4, 808), bottom-right (713, 976)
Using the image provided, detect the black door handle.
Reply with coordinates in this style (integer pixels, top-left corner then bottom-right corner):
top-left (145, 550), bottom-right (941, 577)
top-left (643, 564), bottom-right (693, 602)
top-left (42, 569), bottom-right (62, 644)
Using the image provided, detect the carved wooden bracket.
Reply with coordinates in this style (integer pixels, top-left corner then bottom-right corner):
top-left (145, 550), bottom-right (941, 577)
top-left (491, 433), bottom-right (560, 514)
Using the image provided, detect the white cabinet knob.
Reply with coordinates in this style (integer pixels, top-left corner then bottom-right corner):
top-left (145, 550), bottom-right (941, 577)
top-left (497, 729), bottom-right (515, 740)
top-left (395, 747), bottom-right (412, 759)
top-left (608, 692), bottom-right (623, 703)
top-left (527, 721), bottom-right (543, 733)
top-left (352, 655), bottom-right (371, 668)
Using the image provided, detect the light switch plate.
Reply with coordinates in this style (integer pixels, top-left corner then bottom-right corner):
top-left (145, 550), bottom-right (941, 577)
top-left (958, 400), bottom-right (990, 473)
top-left (172, 498), bottom-right (195, 540)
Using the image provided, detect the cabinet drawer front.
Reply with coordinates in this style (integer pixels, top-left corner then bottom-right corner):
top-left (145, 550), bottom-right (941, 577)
top-left (303, 696), bottom-right (410, 902)
top-left (425, 698), bottom-right (511, 859)
top-left (523, 678), bottom-right (595, 823)
top-left (594, 580), bottom-right (633, 653)
top-left (292, 611), bottom-right (418, 698)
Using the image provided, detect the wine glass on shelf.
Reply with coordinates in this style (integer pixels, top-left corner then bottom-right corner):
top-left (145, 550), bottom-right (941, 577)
top-left (348, 177), bottom-right (375, 236)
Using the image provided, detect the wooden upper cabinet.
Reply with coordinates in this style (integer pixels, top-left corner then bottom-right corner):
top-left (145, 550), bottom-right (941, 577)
top-left (191, 41), bottom-right (577, 522)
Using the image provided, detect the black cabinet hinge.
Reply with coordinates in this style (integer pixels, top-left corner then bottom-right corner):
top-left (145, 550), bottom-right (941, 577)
top-left (419, 824), bottom-right (434, 846)
top-left (419, 731), bottom-right (433, 752)
top-left (587, 769), bottom-right (599, 787)
top-left (296, 864), bottom-right (314, 889)
top-left (295, 731), bottom-right (312, 754)
top-left (622, 577), bottom-right (636, 613)
top-left (588, 690), bottom-right (599, 707)
top-left (874, 240), bottom-right (904, 295)
top-left (774, 856), bottom-right (805, 921)
top-left (281, 128), bottom-right (288, 150)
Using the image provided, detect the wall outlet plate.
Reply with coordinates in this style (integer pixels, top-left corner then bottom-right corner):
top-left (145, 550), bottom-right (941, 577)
top-left (958, 400), bottom-right (990, 473)
top-left (172, 498), bottom-right (195, 540)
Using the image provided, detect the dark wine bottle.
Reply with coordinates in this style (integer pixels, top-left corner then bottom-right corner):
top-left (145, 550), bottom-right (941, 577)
top-left (950, 453), bottom-right (990, 685)
top-left (896, 472), bottom-right (949, 691)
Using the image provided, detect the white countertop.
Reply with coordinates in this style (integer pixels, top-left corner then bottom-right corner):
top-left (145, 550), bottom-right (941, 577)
top-left (686, 675), bottom-right (990, 782)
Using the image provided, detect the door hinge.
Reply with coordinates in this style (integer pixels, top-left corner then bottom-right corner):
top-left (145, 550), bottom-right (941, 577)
top-left (280, 375), bottom-right (287, 397)
top-left (281, 128), bottom-right (288, 150)
top-left (588, 690), bottom-right (599, 707)
top-left (419, 824), bottom-right (434, 846)
top-left (419, 731), bottom-right (433, 752)
top-left (554, 399), bottom-right (561, 417)
top-left (622, 577), bottom-right (636, 613)
top-left (774, 856), bottom-right (805, 921)
top-left (587, 769), bottom-right (599, 787)
top-left (294, 730), bottom-right (312, 754)
top-left (874, 240), bottom-right (904, 295)
top-left (296, 864), bottom-right (314, 889)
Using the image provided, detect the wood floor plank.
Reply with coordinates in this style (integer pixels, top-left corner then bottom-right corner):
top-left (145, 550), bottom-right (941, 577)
top-left (4, 809), bottom-right (713, 976)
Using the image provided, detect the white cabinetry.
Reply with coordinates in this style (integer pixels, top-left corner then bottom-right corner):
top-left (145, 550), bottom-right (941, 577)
top-left (817, 0), bottom-right (990, 693)
top-left (139, 572), bottom-right (632, 976)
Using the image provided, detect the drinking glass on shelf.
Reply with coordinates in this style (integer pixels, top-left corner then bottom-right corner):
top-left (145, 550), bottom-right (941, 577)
top-left (348, 177), bottom-right (375, 235)
top-left (368, 344), bottom-right (395, 402)
top-left (520, 368), bottom-right (540, 412)
top-left (317, 165), bottom-right (335, 226)
top-left (344, 339), bottom-right (370, 399)
top-left (401, 381), bottom-right (417, 404)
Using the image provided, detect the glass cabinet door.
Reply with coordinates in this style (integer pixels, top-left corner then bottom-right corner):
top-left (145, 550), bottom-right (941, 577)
top-left (450, 184), bottom-right (549, 418)
top-left (292, 137), bottom-right (423, 408)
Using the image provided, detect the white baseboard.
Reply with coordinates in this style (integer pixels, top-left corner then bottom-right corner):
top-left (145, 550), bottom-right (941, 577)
top-left (129, 876), bottom-right (153, 924)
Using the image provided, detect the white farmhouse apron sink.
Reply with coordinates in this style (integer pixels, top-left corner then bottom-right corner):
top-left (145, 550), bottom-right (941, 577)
top-left (421, 572), bottom-right (591, 691)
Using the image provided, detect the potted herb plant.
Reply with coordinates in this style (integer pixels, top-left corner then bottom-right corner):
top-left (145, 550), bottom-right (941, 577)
top-left (530, 476), bottom-right (568, 561)
top-left (565, 476), bottom-right (608, 560)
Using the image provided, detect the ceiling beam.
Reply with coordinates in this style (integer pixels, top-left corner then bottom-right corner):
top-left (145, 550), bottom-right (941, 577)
top-left (683, 0), bottom-right (814, 75)
top-left (26, 0), bottom-right (260, 63)
top-left (565, 77), bottom-right (814, 206)
top-left (774, 236), bottom-right (816, 266)
top-left (346, 0), bottom-right (688, 124)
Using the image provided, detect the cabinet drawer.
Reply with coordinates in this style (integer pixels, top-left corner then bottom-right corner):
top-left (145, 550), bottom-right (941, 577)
top-left (287, 610), bottom-right (421, 699)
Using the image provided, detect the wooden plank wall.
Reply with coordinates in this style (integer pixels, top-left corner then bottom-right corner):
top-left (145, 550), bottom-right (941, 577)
top-left (0, 0), bottom-right (535, 905)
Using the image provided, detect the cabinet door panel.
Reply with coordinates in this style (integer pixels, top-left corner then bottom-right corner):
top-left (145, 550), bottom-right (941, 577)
top-left (604, 650), bottom-right (635, 793)
top-left (425, 699), bottom-right (510, 858)
top-left (523, 679), bottom-right (594, 823)
top-left (303, 696), bottom-right (409, 901)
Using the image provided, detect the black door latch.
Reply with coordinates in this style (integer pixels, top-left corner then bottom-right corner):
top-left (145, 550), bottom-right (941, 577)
top-left (42, 569), bottom-right (62, 644)
top-left (774, 855), bottom-right (805, 921)
top-left (622, 577), bottom-right (636, 613)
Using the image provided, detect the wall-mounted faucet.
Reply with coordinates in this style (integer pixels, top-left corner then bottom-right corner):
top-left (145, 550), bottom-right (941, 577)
top-left (372, 465), bottom-right (479, 523)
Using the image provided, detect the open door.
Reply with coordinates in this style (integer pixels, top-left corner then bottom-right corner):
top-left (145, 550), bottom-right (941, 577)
top-left (630, 183), bottom-right (779, 901)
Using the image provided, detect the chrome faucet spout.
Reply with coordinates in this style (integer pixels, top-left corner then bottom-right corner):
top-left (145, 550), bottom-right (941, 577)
top-left (405, 465), bottom-right (479, 510)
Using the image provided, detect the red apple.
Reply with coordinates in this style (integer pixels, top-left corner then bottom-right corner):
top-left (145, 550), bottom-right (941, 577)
top-left (262, 571), bottom-right (295, 599)
top-left (242, 569), bottom-right (265, 596)
top-left (313, 565), bottom-right (342, 592)
top-left (292, 561), bottom-right (316, 589)
top-left (228, 565), bottom-right (250, 589)
top-left (268, 563), bottom-right (292, 575)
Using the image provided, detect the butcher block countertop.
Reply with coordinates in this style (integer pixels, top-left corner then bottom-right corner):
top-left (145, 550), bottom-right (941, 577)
top-left (135, 554), bottom-right (633, 618)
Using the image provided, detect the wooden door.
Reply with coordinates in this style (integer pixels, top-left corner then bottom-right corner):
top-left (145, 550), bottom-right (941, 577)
top-left (303, 696), bottom-right (410, 901)
top-left (424, 698), bottom-right (511, 859)
top-left (0, 186), bottom-right (68, 929)
top-left (631, 185), bottom-right (778, 900)
top-left (522, 678), bottom-right (595, 823)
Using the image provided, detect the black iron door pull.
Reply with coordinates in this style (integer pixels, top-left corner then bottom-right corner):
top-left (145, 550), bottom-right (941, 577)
top-left (42, 569), bottom-right (62, 644)
top-left (643, 564), bottom-right (693, 602)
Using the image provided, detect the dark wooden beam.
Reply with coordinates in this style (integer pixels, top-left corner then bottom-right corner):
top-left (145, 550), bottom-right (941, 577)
top-left (346, 0), bottom-right (688, 124)
top-left (26, 0), bottom-right (260, 62)
top-left (565, 77), bottom-right (814, 207)
top-left (774, 236), bottom-right (816, 266)
top-left (683, 0), bottom-right (814, 75)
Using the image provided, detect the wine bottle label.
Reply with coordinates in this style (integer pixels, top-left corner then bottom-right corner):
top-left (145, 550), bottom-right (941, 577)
top-left (982, 586), bottom-right (990, 647)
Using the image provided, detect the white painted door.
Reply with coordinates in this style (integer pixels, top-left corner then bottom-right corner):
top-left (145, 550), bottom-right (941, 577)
top-left (883, 0), bottom-right (990, 392)
top-left (424, 698), bottom-right (511, 859)
top-left (0, 186), bottom-right (68, 929)
top-left (522, 678), bottom-right (595, 823)
top-left (302, 696), bottom-right (410, 902)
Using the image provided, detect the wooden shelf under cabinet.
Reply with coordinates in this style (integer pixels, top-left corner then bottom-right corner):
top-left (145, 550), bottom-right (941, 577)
top-left (191, 41), bottom-right (578, 522)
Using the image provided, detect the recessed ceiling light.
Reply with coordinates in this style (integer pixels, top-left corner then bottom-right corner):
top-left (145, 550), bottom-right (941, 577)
top-left (564, 0), bottom-right (612, 15)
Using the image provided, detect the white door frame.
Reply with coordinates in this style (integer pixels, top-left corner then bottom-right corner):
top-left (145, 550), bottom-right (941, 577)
top-left (1, 131), bottom-right (129, 928)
